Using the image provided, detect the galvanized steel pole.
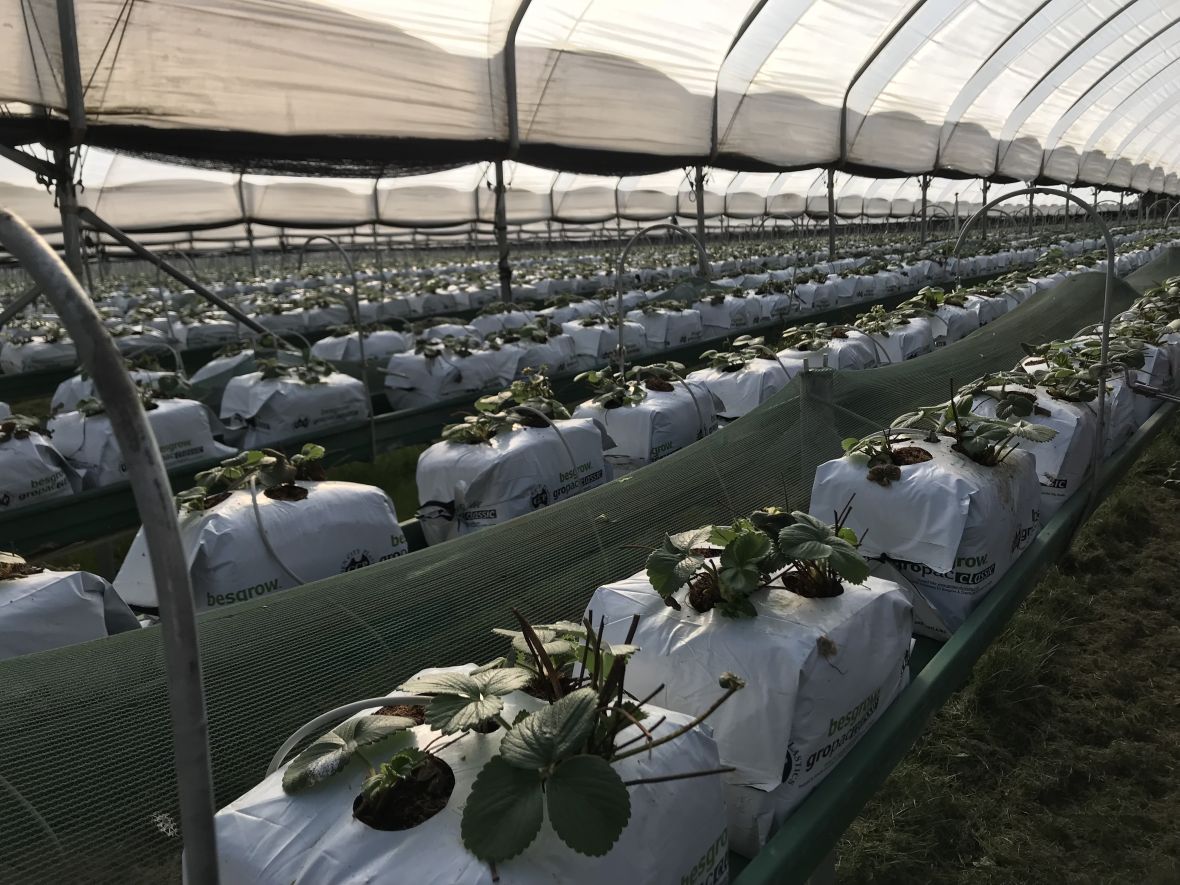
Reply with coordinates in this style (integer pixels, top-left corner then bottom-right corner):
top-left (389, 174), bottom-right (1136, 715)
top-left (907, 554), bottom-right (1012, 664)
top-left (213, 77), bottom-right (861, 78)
top-left (494, 160), bottom-right (513, 302)
top-left (827, 168), bottom-right (836, 259)
top-left (695, 165), bottom-right (709, 276)
top-left (919, 174), bottom-right (930, 245)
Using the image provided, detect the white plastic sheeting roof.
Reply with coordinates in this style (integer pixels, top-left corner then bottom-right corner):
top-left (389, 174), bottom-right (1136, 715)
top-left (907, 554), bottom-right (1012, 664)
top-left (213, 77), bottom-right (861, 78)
top-left (2, 1), bottom-right (1180, 191)
top-left (0, 151), bottom-right (1137, 235)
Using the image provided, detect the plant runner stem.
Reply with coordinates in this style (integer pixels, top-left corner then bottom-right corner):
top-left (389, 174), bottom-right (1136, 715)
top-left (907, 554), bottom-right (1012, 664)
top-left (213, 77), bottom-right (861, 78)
top-left (621, 766), bottom-right (736, 787)
top-left (611, 683), bottom-right (743, 763)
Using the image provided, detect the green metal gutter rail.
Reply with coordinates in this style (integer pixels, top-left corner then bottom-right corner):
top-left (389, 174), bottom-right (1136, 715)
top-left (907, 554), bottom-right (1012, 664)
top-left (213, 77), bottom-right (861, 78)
top-left (0, 269), bottom-right (1005, 555)
top-left (732, 400), bottom-right (1177, 885)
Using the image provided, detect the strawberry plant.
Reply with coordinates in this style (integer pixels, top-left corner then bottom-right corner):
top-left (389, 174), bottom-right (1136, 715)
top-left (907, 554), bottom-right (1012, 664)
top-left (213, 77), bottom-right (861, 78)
top-left (701, 336), bottom-right (780, 372)
top-left (900, 286), bottom-right (968, 312)
top-left (0, 551), bottom-right (44, 580)
top-left (0, 415), bottom-right (44, 443)
top-left (853, 304), bottom-right (911, 337)
top-left (474, 368), bottom-right (570, 425)
top-left (892, 391), bottom-right (1056, 466)
top-left (173, 444), bottom-right (327, 511)
top-left (780, 322), bottom-right (852, 352)
top-left (840, 430), bottom-right (934, 486)
top-left (457, 612), bottom-right (744, 862)
top-left (276, 609), bottom-right (745, 865)
top-left (646, 506), bottom-right (870, 614)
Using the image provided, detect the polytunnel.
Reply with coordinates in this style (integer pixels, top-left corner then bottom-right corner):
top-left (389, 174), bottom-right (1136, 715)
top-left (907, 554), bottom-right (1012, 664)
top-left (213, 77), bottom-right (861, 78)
top-left (4, 0), bottom-right (1180, 190)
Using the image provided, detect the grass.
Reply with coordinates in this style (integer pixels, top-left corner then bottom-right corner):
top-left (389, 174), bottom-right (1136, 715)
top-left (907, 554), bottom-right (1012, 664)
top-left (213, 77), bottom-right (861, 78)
top-left (836, 416), bottom-right (1180, 884)
top-left (325, 443), bottom-right (425, 521)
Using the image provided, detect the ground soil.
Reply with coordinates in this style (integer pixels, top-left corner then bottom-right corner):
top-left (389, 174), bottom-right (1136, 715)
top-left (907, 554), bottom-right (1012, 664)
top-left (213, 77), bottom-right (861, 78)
top-left (836, 418), bottom-right (1180, 884)
top-left (892, 446), bottom-right (933, 466)
top-left (782, 571), bottom-right (843, 599)
top-left (375, 704), bottom-right (426, 725)
top-left (352, 755), bottom-right (455, 831)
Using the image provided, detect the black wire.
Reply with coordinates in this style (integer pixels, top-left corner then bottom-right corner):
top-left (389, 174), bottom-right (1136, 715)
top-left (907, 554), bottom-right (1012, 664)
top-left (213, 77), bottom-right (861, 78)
top-left (83, 0), bottom-right (134, 97)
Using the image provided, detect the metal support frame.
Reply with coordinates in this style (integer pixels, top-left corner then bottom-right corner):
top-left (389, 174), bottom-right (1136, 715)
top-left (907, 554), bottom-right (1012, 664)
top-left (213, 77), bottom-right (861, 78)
top-left (0, 283), bottom-right (42, 327)
top-left (1028, 188), bottom-right (1035, 238)
top-left (615, 222), bottom-right (708, 374)
top-left (0, 144), bottom-right (57, 180)
top-left (953, 186), bottom-right (1114, 492)
top-left (694, 165), bottom-right (709, 276)
top-left (493, 160), bottom-right (512, 302)
top-left (52, 148), bottom-right (84, 281)
top-left (919, 174), bottom-right (930, 245)
top-left (244, 222), bottom-right (257, 276)
top-left (76, 207), bottom-right (268, 335)
top-left (1164, 200), bottom-right (1180, 230)
top-left (0, 209), bottom-right (219, 885)
top-left (296, 235), bottom-right (378, 462)
top-left (826, 168), bottom-right (837, 259)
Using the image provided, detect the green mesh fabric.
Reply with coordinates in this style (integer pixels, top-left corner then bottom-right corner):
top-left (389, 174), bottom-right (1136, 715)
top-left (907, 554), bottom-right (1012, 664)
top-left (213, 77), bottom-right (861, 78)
top-left (0, 265), bottom-right (1153, 883)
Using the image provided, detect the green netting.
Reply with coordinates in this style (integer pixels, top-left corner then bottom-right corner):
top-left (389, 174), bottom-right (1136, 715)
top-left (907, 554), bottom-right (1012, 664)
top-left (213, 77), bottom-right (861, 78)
top-left (0, 264), bottom-right (1151, 883)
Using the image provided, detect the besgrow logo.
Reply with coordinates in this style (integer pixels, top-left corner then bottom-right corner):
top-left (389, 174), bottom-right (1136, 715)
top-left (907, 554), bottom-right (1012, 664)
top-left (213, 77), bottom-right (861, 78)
top-left (292, 416), bottom-right (310, 430)
top-left (782, 743), bottom-right (803, 786)
top-left (340, 548), bottom-right (372, 571)
top-left (1011, 524), bottom-right (1037, 552)
top-left (529, 484), bottom-right (549, 508)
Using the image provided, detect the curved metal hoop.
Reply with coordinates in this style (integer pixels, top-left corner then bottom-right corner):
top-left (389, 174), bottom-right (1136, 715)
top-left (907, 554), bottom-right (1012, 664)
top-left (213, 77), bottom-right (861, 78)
top-left (614, 222), bottom-right (709, 374)
top-left (296, 235), bottom-right (378, 461)
top-left (0, 210), bottom-right (217, 885)
top-left (954, 186), bottom-right (1114, 494)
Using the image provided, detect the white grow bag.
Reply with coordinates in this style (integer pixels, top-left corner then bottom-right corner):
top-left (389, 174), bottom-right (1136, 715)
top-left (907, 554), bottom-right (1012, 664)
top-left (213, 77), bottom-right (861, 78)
top-left (221, 372), bottom-right (368, 448)
top-left (967, 294), bottom-right (1009, 326)
top-left (561, 321), bottom-right (647, 370)
top-left (415, 322), bottom-right (481, 342)
top-left (310, 329), bottom-right (411, 366)
top-left (688, 360), bottom-right (791, 421)
top-left (188, 350), bottom-right (303, 407)
top-left (115, 481), bottom-right (407, 611)
top-left (48, 399), bottom-right (234, 490)
top-left (212, 676), bottom-right (730, 885)
top-left (587, 571), bottom-right (912, 856)
top-left (51, 369), bottom-right (172, 414)
top-left (864, 319), bottom-right (934, 364)
top-left (779, 332), bottom-right (879, 371)
top-left (810, 437), bottom-right (1041, 638)
top-left (0, 431), bottom-right (77, 511)
top-left (416, 418), bottom-right (610, 546)
top-left (178, 319), bottom-right (241, 350)
top-left (511, 335), bottom-right (576, 376)
top-left (693, 296), bottom-right (762, 339)
top-left (974, 385), bottom-right (1096, 520)
top-left (626, 308), bottom-right (704, 351)
top-left (385, 348), bottom-right (520, 410)
top-left (0, 569), bottom-right (139, 661)
top-left (572, 381), bottom-right (719, 474)
top-left (1018, 356), bottom-right (1138, 456)
top-left (930, 304), bottom-right (980, 345)
top-left (0, 338), bottom-right (77, 374)
top-left (754, 292), bottom-right (795, 321)
top-left (470, 309), bottom-right (535, 338)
